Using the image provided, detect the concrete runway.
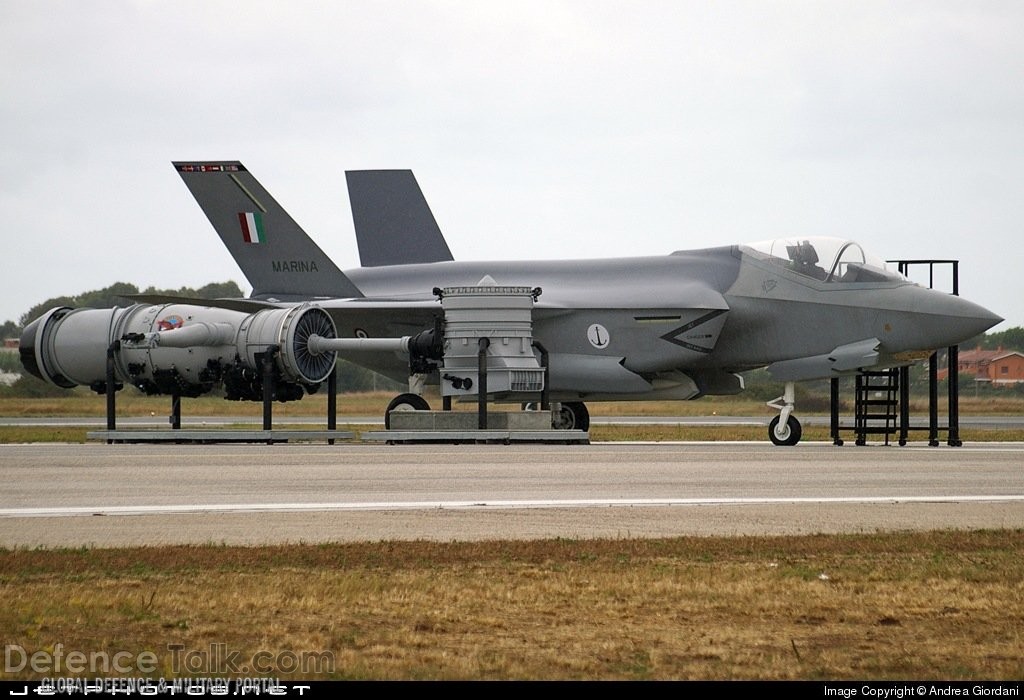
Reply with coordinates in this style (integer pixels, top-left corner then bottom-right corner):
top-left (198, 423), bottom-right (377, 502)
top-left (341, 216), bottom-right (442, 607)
top-left (2, 441), bottom-right (1022, 548)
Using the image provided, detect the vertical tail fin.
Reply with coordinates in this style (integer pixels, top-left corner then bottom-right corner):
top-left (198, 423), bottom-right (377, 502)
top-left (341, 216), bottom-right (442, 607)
top-left (346, 169), bottom-right (454, 267)
top-left (174, 161), bottom-right (363, 299)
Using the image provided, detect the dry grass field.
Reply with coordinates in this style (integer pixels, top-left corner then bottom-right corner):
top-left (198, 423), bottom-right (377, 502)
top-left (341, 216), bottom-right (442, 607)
top-left (2, 532), bottom-right (1023, 681)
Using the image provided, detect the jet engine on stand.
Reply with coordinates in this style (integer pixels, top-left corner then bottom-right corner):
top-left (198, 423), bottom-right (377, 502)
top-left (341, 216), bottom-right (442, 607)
top-left (19, 302), bottom-right (338, 401)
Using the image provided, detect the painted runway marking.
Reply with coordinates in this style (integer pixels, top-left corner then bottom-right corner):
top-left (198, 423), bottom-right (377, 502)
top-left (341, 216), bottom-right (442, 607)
top-left (3, 494), bottom-right (1024, 518)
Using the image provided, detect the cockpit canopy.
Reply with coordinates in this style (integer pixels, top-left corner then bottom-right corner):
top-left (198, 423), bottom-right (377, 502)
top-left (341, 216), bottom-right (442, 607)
top-left (742, 237), bottom-right (910, 284)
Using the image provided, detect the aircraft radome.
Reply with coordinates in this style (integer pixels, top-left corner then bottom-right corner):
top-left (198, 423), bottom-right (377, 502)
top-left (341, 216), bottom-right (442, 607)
top-left (19, 161), bottom-right (1003, 445)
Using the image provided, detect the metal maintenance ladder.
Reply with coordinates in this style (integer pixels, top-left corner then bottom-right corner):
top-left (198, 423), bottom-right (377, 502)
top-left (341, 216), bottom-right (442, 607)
top-left (852, 369), bottom-right (900, 446)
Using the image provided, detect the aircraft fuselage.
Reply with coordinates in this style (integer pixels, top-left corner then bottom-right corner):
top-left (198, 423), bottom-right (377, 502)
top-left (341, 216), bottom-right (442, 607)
top-left (332, 243), bottom-right (999, 399)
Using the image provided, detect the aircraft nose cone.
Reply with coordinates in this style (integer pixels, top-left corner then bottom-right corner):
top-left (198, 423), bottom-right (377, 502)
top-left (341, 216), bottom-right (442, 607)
top-left (910, 290), bottom-right (1003, 349)
top-left (948, 296), bottom-right (1003, 340)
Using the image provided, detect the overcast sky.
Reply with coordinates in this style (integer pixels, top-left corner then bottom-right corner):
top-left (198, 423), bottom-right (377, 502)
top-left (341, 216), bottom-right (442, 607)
top-left (2, 1), bottom-right (1021, 333)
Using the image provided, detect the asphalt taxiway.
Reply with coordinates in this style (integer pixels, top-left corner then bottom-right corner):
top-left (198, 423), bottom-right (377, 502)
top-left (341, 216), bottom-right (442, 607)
top-left (1, 441), bottom-right (1021, 547)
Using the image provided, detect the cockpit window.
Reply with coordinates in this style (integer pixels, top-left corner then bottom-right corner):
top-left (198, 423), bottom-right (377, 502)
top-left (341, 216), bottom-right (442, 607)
top-left (742, 237), bottom-right (909, 284)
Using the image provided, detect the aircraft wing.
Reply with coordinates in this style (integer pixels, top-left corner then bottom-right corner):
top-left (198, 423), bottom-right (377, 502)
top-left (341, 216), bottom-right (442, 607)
top-left (121, 291), bottom-right (570, 339)
top-left (121, 276), bottom-right (730, 388)
top-left (317, 295), bottom-right (578, 338)
top-left (125, 294), bottom-right (283, 314)
top-left (317, 296), bottom-right (443, 337)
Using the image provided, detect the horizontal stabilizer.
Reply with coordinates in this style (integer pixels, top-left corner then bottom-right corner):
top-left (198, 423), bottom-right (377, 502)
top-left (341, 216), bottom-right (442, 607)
top-left (346, 170), bottom-right (454, 267)
top-left (173, 162), bottom-right (363, 299)
top-left (766, 337), bottom-right (881, 382)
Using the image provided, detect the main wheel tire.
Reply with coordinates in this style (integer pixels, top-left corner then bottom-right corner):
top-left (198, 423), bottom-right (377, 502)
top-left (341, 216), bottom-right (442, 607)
top-left (768, 414), bottom-right (802, 446)
top-left (384, 393), bottom-right (430, 429)
top-left (552, 401), bottom-right (590, 431)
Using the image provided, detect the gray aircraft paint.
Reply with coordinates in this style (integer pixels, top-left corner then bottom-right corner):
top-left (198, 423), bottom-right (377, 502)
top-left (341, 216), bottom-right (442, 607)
top-left (346, 169), bottom-right (454, 267)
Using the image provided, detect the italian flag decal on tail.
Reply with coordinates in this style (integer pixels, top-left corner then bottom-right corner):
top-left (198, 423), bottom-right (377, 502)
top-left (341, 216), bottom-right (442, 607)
top-left (238, 212), bottom-right (266, 243)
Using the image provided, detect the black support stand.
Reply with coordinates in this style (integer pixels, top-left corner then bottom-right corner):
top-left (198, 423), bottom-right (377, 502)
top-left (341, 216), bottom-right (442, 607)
top-left (898, 366), bottom-right (910, 446)
top-left (477, 337), bottom-right (490, 429)
top-left (170, 393), bottom-right (181, 430)
top-left (327, 367), bottom-right (337, 445)
top-left (261, 345), bottom-right (279, 443)
top-left (830, 378), bottom-right (842, 446)
top-left (105, 341), bottom-right (119, 443)
top-left (535, 342), bottom-right (550, 411)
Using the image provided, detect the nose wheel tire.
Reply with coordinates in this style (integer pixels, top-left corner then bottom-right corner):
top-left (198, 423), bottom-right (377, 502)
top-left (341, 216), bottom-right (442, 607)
top-left (769, 414), bottom-right (802, 446)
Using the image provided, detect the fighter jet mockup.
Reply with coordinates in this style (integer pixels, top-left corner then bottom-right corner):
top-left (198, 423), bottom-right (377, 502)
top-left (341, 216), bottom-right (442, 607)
top-left (19, 161), bottom-right (1003, 445)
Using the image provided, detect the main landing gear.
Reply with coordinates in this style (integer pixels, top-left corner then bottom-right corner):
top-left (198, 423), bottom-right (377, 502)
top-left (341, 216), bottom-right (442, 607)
top-left (551, 401), bottom-right (590, 431)
top-left (384, 392), bottom-right (431, 429)
top-left (766, 381), bottom-right (803, 446)
top-left (383, 393), bottom-right (592, 432)
top-left (522, 401), bottom-right (591, 431)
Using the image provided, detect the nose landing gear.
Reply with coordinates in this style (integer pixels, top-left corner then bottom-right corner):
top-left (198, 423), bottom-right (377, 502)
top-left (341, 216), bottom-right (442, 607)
top-left (767, 381), bottom-right (802, 446)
